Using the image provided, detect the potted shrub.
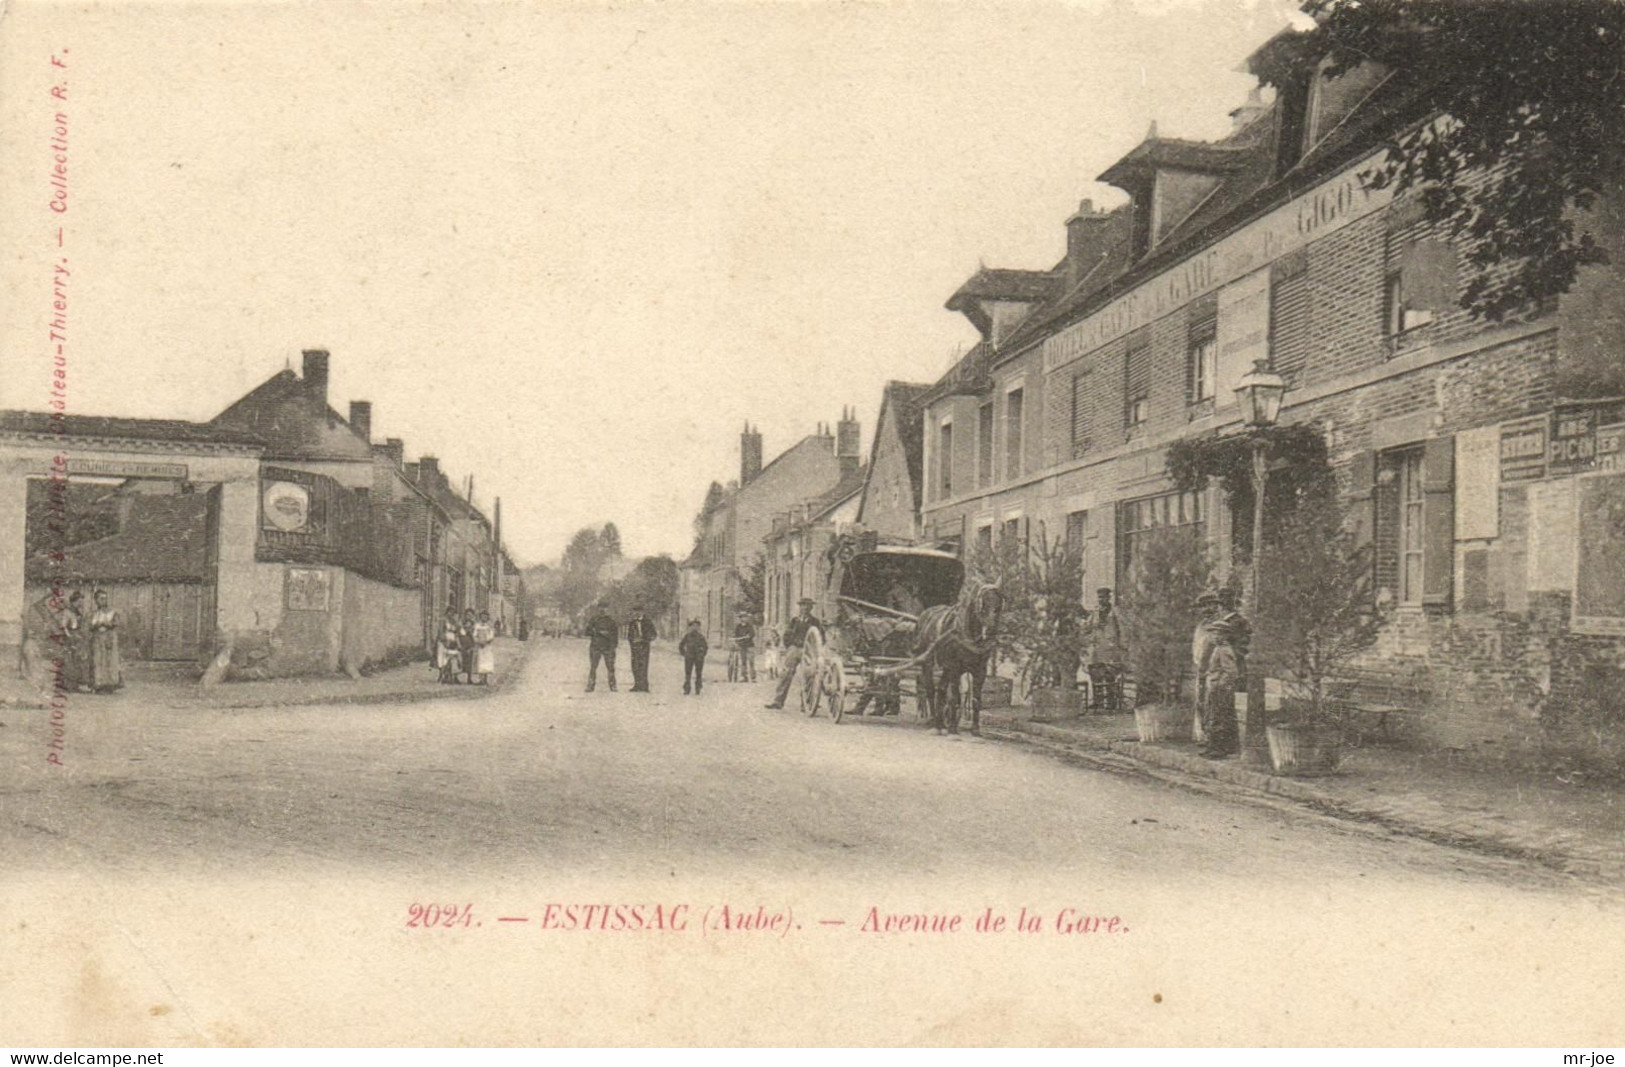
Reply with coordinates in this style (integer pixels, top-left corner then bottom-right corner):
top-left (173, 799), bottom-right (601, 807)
top-left (1117, 527), bottom-right (1213, 743)
top-left (972, 525), bottom-right (1086, 720)
top-left (1264, 695), bottom-right (1344, 776)
top-left (1254, 490), bottom-right (1383, 776)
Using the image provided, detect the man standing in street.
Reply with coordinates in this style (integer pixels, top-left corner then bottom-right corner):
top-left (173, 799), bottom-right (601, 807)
top-left (732, 610), bottom-right (758, 683)
top-left (765, 597), bottom-right (823, 709)
top-left (626, 602), bottom-right (658, 693)
top-left (585, 602), bottom-right (619, 692)
top-left (679, 619), bottom-right (708, 695)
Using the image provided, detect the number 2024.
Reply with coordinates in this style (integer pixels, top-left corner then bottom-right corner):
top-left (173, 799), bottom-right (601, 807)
top-left (406, 903), bottom-right (474, 928)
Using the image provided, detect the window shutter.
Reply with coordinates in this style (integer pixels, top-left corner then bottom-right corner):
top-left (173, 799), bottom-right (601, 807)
top-left (1270, 249), bottom-right (1312, 381)
top-left (1422, 435), bottom-right (1455, 609)
top-left (1346, 450), bottom-right (1377, 598)
top-left (1124, 330), bottom-right (1151, 422)
top-left (1070, 370), bottom-right (1092, 457)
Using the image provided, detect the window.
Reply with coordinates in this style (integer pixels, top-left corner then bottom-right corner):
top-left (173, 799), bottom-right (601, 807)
top-left (1125, 331), bottom-right (1151, 427)
top-left (1116, 490), bottom-right (1205, 587)
top-left (1187, 299), bottom-right (1218, 404)
top-left (1386, 271), bottom-right (1436, 338)
top-left (1069, 370), bottom-right (1091, 458)
top-left (1003, 517), bottom-right (1023, 545)
top-left (975, 523), bottom-right (994, 558)
top-left (1065, 509), bottom-right (1088, 566)
top-left (977, 402), bottom-right (995, 489)
top-left (1005, 387), bottom-right (1025, 481)
top-left (1398, 448), bottom-right (1425, 605)
top-left (1188, 332), bottom-right (1216, 403)
top-left (938, 420), bottom-right (954, 499)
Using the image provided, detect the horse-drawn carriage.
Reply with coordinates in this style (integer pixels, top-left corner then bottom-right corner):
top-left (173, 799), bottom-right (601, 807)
top-left (797, 534), bottom-right (1002, 734)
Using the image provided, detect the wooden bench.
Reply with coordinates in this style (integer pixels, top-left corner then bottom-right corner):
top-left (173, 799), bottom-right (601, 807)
top-left (1324, 670), bottom-right (1431, 744)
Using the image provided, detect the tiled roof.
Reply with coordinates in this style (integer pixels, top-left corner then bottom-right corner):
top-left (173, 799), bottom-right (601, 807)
top-left (808, 464), bottom-right (867, 521)
top-left (946, 267), bottom-right (1058, 310)
top-left (0, 410), bottom-right (261, 448)
top-left (25, 494), bottom-right (212, 583)
top-left (209, 370), bottom-right (374, 462)
top-left (862, 380), bottom-right (931, 513)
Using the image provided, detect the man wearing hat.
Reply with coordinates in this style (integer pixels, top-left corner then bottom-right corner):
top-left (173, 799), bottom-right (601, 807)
top-left (765, 597), bottom-right (824, 709)
top-left (1197, 586), bottom-right (1250, 758)
top-left (626, 601), bottom-right (658, 693)
top-left (1086, 587), bottom-right (1125, 710)
top-left (732, 610), bottom-right (758, 683)
top-left (585, 601), bottom-right (620, 692)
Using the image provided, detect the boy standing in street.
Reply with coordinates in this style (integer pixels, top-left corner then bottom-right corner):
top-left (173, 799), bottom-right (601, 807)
top-left (679, 619), bottom-right (709, 695)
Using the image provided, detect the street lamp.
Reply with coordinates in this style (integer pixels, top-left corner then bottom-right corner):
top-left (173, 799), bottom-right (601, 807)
top-left (1232, 358), bottom-right (1288, 765)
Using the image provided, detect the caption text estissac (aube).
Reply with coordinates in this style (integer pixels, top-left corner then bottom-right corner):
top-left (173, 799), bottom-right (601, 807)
top-left (405, 902), bottom-right (1130, 938)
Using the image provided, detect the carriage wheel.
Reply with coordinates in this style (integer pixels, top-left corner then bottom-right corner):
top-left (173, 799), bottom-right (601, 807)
top-left (803, 669), bottom-right (821, 717)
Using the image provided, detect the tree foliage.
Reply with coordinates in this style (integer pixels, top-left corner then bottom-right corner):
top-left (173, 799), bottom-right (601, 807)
top-left (1116, 528), bottom-right (1217, 705)
top-left (1166, 423), bottom-right (1335, 557)
top-left (1256, 0), bottom-right (1625, 321)
top-left (1253, 492), bottom-right (1383, 722)
top-left (738, 552), bottom-right (766, 619)
top-left (967, 525), bottom-right (1086, 691)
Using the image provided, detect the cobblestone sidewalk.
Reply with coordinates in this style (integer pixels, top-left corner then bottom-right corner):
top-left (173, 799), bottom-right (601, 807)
top-left (981, 706), bottom-right (1625, 883)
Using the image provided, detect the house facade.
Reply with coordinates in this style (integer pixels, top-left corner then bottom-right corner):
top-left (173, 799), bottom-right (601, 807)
top-left (913, 49), bottom-right (1625, 750)
top-left (679, 416), bottom-right (859, 643)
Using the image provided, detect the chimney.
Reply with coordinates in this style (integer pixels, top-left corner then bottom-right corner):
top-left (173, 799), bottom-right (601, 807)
top-left (301, 349), bottom-right (330, 405)
top-left (1065, 199), bottom-right (1112, 289)
top-left (466, 474), bottom-right (474, 503)
top-left (404, 461), bottom-right (420, 483)
top-left (741, 423), bottom-right (763, 485)
top-left (836, 406), bottom-right (861, 474)
top-left (419, 456), bottom-right (441, 487)
top-left (379, 437), bottom-right (405, 469)
top-left (348, 400), bottom-right (372, 442)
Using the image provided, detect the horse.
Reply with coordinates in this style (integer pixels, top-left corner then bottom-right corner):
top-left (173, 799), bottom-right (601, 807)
top-left (911, 578), bottom-right (1004, 735)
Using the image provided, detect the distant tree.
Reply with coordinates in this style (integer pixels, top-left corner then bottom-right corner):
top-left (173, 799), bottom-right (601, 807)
top-left (621, 555), bottom-right (680, 624)
top-left (558, 526), bottom-right (609, 620)
top-left (600, 522), bottom-right (623, 558)
top-left (738, 552), bottom-right (766, 618)
top-left (1255, 0), bottom-right (1625, 322)
top-left (692, 481), bottom-right (726, 554)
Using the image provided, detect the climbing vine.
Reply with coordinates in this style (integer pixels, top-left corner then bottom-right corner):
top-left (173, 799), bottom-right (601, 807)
top-left (1166, 423), bottom-right (1336, 557)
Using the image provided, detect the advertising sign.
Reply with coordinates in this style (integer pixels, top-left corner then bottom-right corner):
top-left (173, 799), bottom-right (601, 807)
top-left (262, 480), bottom-right (312, 532)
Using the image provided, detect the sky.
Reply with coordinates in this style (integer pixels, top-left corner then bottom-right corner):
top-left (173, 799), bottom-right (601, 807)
top-left (0, 0), bottom-right (1304, 566)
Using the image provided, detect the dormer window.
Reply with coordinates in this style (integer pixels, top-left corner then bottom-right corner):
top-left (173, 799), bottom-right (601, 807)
top-left (1303, 56), bottom-right (1391, 155)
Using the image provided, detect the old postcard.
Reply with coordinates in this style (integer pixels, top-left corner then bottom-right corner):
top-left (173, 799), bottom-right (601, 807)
top-left (1, 0), bottom-right (1623, 1048)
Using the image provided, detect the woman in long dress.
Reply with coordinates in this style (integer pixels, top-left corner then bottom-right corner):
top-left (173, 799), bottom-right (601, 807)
top-left (59, 591), bottom-right (89, 693)
top-left (458, 608), bottom-right (478, 683)
top-left (472, 611), bottom-right (496, 685)
top-left (436, 608), bottom-right (462, 684)
top-left (87, 590), bottom-right (123, 693)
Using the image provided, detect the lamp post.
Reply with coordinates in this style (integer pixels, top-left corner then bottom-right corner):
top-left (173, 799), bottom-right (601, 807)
top-left (1232, 358), bottom-right (1288, 765)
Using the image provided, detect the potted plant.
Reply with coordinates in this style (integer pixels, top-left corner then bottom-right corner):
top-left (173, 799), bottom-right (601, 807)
top-left (1254, 488), bottom-right (1383, 776)
top-left (1117, 527), bottom-right (1214, 742)
top-left (972, 525), bottom-right (1086, 720)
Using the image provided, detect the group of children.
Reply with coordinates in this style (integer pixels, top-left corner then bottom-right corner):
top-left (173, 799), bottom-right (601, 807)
top-left (435, 607), bottom-right (497, 685)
